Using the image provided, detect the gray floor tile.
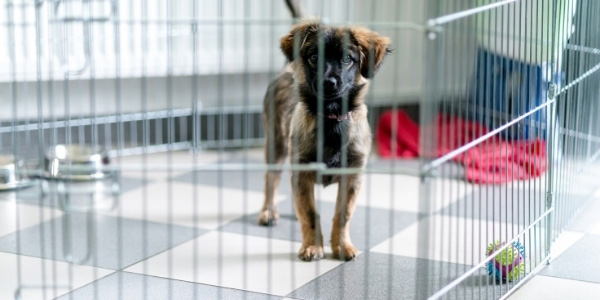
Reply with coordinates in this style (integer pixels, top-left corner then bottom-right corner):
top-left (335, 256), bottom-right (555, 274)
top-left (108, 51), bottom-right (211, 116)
top-left (288, 252), bottom-right (517, 300)
top-left (220, 200), bottom-right (421, 251)
top-left (539, 234), bottom-right (600, 283)
top-left (13, 177), bottom-right (148, 210)
top-left (0, 214), bottom-right (205, 270)
top-left (57, 271), bottom-right (282, 300)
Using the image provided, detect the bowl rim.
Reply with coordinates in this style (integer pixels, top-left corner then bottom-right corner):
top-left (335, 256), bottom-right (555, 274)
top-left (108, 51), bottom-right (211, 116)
top-left (45, 144), bottom-right (108, 163)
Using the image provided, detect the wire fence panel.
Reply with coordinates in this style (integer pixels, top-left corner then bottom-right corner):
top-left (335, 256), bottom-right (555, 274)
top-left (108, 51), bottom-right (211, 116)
top-left (420, 0), bottom-right (600, 299)
top-left (1, 0), bottom-right (599, 300)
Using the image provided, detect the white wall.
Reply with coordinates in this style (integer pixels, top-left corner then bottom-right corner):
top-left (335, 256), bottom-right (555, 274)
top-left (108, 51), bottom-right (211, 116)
top-left (1, 0), bottom-right (428, 121)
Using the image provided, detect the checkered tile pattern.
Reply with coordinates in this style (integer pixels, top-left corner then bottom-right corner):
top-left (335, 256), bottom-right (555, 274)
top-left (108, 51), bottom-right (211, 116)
top-left (0, 149), bottom-right (598, 300)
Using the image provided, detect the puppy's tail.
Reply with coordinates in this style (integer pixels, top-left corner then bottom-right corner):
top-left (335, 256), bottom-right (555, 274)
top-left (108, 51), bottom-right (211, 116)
top-left (284, 0), bottom-right (305, 19)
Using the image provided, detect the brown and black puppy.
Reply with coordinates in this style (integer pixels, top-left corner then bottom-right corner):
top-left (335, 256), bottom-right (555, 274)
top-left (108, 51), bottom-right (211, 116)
top-left (259, 19), bottom-right (391, 261)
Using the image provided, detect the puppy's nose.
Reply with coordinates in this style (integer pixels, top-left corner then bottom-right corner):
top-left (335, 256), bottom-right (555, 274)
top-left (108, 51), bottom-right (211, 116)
top-left (324, 77), bottom-right (338, 89)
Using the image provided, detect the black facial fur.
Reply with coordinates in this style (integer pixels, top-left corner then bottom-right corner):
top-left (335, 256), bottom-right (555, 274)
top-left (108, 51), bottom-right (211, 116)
top-left (299, 84), bottom-right (365, 118)
top-left (298, 29), bottom-right (365, 118)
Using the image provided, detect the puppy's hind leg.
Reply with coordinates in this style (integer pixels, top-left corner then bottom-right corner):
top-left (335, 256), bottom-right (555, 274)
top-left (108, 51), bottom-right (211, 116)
top-left (259, 138), bottom-right (286, 226)
top-left (259, 170), bottom-right (282, 226)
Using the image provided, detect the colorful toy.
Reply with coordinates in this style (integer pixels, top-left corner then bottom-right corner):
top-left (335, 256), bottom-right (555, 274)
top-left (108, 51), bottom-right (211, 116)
top-left (486, 241), bottom-right (525, 282)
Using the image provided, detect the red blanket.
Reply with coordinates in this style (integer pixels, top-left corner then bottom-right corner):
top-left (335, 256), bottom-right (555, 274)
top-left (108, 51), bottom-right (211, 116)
top-left (375, 110), bottom-right (546, 184)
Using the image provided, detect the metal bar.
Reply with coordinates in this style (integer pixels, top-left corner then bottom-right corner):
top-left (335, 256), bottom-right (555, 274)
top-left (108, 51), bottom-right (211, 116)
top-left (241, 0), bottom-right (250, 294)
top-left (387, 0), bottom-right (404, 297)
top-left (191, 0), bottom-right (200, 291)
top-left (565, 44), bottom-right (600, 55)
top-left (427, 0), bottom-right (520, 26)
top-left (559, 127), bottom-right (600, 145)
top-left (216, 2), bottom-right (224, 296)
top-left (6, 0), bottom-right (25, 296)
top-left (32, 0), bottom-right (49, 297)
top-left (19, 163), bottom-right (426, 178)
top-left (0, 106), bottom-right (264, 134)
top-left (1, 19), bottom-right (439, 37)
top-left (84, 1), bottom-right (101, 294)
top-left (37, 18), bottom-right (437, 31)
top-left (416, 1), bottom-right (441, 298)
top-left (140, 0), bottom-right (149, 297)
top-left (112, 0), bottom-right (124, 296)
top-left (559, 61), bottom-right (600, 95)
top-left (42, 0), bottom-right (60, 295)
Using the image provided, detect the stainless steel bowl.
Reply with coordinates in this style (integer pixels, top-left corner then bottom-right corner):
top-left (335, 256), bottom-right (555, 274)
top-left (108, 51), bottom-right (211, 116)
top-left (0, 155), bottom-right (31, 190)
top-left (44, 144), bottom-right (110, 181)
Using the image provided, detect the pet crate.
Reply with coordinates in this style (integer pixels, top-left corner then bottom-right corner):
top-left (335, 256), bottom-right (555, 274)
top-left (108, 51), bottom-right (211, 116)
top-left (1, 0), bottom-right (600, 300)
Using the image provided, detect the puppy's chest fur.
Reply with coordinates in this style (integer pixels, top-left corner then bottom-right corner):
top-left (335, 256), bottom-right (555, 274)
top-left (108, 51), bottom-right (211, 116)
top-left (315, 119), bottom-right (351, 169)
top-left (294, 119), bottom-right (352, 185)
top-left (290, 100), bottom-right (370, 185)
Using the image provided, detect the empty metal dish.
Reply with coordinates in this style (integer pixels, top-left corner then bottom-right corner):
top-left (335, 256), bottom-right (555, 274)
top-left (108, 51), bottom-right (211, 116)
top-left (0, 155), bottom-right (32, 190)
top-left (45, 144), bottom-right (110, 180)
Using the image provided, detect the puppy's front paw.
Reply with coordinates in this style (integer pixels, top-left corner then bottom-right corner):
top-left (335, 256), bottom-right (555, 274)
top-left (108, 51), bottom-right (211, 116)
top-left (258, 209), bottom-right (279, 226)
top-left (298, 245), bottom-right (325, 262)
top-left (332, 243), bottom-right (358, 261)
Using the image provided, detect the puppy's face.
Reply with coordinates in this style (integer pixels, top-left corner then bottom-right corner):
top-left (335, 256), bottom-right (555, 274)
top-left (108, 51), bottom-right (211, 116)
top-left (281, 20), bottom-right (391, 101)
top-left (299, 33), bottom-right (360, 100)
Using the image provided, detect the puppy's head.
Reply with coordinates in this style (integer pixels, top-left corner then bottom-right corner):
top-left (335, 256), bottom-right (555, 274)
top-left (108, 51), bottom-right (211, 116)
top-left (281, 19), bottom-right (391, 100)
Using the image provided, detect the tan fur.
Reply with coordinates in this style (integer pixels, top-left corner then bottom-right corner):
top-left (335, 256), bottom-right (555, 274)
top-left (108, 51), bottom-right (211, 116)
top-left (349, 26), bottom-right (392, 78)
top-left (259, 72), bottom-right (295, 226)
top-left (260, 19), bottom-right (390, 261)
top-left (331, 174), bottom-right (361, 259)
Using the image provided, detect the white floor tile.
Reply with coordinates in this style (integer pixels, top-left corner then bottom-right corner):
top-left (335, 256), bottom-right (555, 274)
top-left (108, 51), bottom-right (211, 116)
top-left (116, 151), bottom-right (214, 180)
top-left (508, 275), bottom-right (600, 300)
top-left (103, 181), bottom-right (267, 230)
top-left (117, 149), bottom-right (264, 180)
top-left (370, 214), bottom-right (529, 265)
top-left (315, 174), bottom-right (470, 213)
top-left (589, 220), bottom-right (600, 236)
top-left (0, 201), bottom-right (62, 237)
top-left (125, 231), bottom-right (344, 296)
top-left (0, 252), bottom-right (113, 300)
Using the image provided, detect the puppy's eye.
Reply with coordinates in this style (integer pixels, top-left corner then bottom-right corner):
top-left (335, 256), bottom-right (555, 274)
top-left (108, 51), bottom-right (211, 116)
top-left (341, 54), bottom-right (353, 65)
top-left (309, 54), bottom-right (318, 63)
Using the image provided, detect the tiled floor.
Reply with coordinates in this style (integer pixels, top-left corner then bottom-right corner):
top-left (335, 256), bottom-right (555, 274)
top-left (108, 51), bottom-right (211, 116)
top-left (0, 149), bottom-right (598, 299)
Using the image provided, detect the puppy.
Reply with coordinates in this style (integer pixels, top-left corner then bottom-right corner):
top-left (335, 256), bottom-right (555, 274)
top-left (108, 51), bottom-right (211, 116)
top-left (259, 19), bottom-right (391, 261)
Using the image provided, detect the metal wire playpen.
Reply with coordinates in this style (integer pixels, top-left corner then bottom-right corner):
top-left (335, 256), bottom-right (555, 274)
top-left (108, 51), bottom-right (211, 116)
top-left (1, 0), bottom-right (600, 299)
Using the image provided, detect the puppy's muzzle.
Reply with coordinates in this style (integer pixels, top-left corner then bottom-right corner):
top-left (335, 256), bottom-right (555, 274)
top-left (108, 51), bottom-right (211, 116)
top-left (312, 76), bottom-right (344, 100)
top-left (327, 112), bottom-right (350, 121)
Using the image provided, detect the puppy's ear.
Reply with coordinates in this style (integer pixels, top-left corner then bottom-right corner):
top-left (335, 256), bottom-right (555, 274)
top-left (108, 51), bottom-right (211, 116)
top-left (280, 19), bottom-right (320, 62)
top-left (351, 27), bottom-right (391, 78)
